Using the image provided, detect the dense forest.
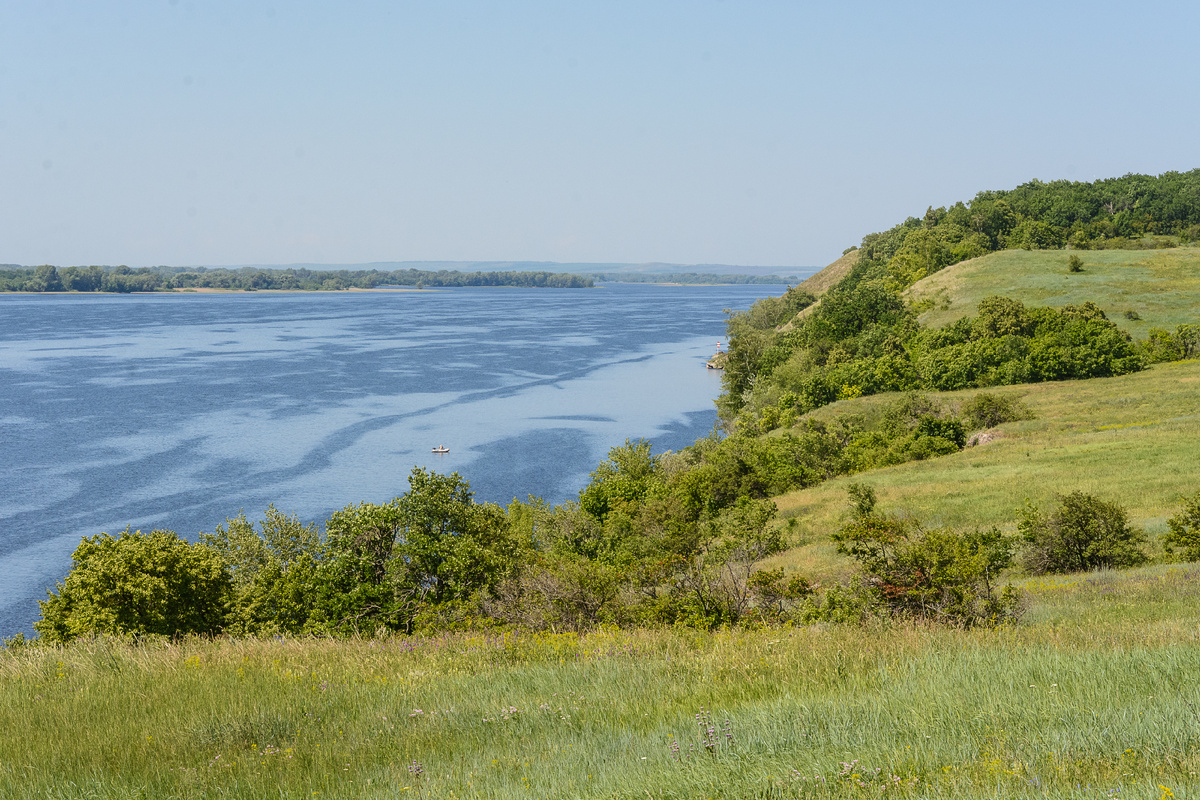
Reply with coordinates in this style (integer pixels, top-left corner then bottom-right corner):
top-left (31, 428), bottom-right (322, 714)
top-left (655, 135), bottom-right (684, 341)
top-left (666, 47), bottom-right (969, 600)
top-left (0, 264), bottom-right (594, 292)
top-left (20, 169), bottom-right (1200, 645)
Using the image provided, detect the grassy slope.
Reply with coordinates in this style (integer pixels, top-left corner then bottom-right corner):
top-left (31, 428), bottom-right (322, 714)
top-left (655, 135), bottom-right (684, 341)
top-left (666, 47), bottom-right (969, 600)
top-left (908, 246), bottom-right (1200, 334)
top-left (765, 244), bottom-right (1200, 584)
top-left (779, 250), bottom-right (863, 328)
top-left (798, 248), bottom-right (861, 297)
top-left (764, 358), bottom-right (1200, 582)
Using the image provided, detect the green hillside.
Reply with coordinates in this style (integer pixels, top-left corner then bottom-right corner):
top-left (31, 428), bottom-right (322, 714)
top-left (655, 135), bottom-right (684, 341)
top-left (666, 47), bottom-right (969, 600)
top-left (764, 358), bottom-right (1200, 582)
top-left (909, 247), bottom-right (1200, 334)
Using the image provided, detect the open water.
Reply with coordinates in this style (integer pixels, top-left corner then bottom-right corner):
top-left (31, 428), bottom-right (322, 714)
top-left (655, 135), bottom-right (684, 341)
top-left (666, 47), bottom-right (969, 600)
top-left (0, 282), bottom-right (785, 636)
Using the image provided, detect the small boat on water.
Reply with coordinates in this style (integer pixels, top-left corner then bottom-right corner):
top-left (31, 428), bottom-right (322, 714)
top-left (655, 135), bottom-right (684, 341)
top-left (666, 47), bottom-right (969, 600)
top-left (431, 445), bottom-right (450, 454)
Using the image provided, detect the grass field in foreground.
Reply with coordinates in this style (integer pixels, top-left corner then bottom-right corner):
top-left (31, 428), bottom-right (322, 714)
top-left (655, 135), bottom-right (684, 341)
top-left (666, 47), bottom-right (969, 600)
top-left (2, 560), bottom-right (1200, 800)
top-left (907, 247), bottom-right (1200, 336)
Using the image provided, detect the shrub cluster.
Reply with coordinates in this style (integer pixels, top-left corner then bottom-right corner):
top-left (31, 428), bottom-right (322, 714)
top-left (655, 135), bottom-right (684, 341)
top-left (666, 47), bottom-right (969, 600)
top-left (35, 529), bottom-right (232, 642)
top-left (35, 450), bottom-right (797, 641)
top-left (1140, 324), bottom-right (1200, 363)
top-left (36, 473), bottom-right (1198, 643)
top-left (723, 288), bottom-right (1143, 423)
top-left (828, 485), bottom-right (1020, 627)
top-left (1018, 492), bottom-right (1149, 575)
top-left (1164, 492), bottom-right (1200, 561)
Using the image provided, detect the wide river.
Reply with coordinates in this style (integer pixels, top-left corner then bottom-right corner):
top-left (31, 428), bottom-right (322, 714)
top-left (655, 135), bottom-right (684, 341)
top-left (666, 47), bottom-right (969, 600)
top-left (0, 282), bottom-right (786, 636)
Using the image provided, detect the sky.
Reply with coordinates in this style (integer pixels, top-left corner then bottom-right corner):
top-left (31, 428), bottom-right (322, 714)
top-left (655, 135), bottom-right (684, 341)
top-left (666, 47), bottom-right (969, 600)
top-left (2, 1), bottom-right (1198, 269)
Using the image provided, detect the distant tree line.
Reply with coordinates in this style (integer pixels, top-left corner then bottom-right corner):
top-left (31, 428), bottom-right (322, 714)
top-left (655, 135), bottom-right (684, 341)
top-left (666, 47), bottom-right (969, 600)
top-left (0, 264), bottom-right (593, 293)
top-left (585, 272), bottom-right (797, 285)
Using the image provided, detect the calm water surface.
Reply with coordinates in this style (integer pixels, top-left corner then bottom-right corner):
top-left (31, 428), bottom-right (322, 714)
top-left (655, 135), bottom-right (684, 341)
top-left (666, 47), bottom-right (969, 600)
top-left (0, 283), bottom-right (784, 635)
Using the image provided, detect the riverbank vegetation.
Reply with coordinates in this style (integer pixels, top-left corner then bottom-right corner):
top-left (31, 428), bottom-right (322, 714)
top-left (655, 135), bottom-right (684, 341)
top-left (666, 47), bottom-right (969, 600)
top-left (0, 264), bottom-right (593, 292)
top-left (7, 169), bottom-right (1200, 797)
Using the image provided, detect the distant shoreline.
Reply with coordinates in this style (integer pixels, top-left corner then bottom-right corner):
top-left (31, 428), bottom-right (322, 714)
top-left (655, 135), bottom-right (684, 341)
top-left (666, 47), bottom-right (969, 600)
top-left (170, 286), bottom-right (431, 294)
top-left (1, 281), bottom-right (794, 296)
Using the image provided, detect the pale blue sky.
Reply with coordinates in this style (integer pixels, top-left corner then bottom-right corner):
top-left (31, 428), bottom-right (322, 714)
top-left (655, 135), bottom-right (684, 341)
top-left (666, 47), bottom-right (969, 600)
top-left (2, 1), bottom-right (1197, 268)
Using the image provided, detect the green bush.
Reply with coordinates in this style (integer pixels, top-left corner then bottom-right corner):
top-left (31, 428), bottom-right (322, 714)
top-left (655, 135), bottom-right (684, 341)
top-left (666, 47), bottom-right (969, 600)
top-left (1067, 254), bottom-right (1084, 273)
top-left (35, 529), bottom-right (232, 643)
top-left (959, 392), bottom-right (1033, 430)
top-left (830, 484), bottom-right (1019, 626)
top-left (1018, 492), bottom-right (1148, 575)
top-left (1140, 324), bottom-right (1200, 363)
top-left (1164, 493), bottom-right (1200, 562)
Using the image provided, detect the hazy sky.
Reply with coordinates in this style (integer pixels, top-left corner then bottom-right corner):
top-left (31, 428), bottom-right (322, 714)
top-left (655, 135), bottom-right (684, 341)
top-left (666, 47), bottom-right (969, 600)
top-left (2, 1), bottom-right (1197, 269)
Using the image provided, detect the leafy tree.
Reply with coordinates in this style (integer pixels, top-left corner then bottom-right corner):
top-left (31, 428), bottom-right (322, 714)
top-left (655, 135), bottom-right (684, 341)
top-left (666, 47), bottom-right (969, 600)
top-left (388, 468), bottom-right (516, 605)
top-left (1008, 219), bottom-right (1063, 250)
top-left (316, 498), bottom-right (408, 632)
top-left (315, 468), bottom-right (520, 633)
top-left (1140, 324), bottom-right (1200, 363)
top-left (28, 265), bottom-right (63, 292)
top-left (579, 439), bottom-right (662, 525)
top-left (200, 506), bottom-right (324, 634)
top-left (974, 296), bottom-right (1034, 338)
top-left (1018, 492), bottom-right (1148, 574)
top-left (667, 496), bottom-right (784, 628)
top-left (959, 392), bottom-right (1032, 430)
top-left (485, 549), bottom-right (628, 631)
top-left (1164, 493), bottom-right (1200, 562)
top-left (35, 529), bottom-right (231, 642)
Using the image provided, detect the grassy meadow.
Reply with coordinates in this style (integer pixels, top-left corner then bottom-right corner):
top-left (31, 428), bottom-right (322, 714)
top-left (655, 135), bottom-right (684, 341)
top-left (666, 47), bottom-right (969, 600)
top-left (908, 247), bottom-right (1200, 335)
top-left (3, 562), bottom-right (1200, 800)
top-left (764, 358), bottom-right (1200, 584)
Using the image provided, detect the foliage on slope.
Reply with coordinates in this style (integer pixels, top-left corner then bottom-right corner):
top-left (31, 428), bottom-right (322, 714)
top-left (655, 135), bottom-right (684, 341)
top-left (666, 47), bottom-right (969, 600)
top-left (721, 170), bottom-right (1200, 423)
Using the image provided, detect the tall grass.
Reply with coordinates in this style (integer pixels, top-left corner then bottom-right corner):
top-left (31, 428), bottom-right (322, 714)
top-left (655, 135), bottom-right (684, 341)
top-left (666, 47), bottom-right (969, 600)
top-left (4, 564), bottom-right (1200, 798)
